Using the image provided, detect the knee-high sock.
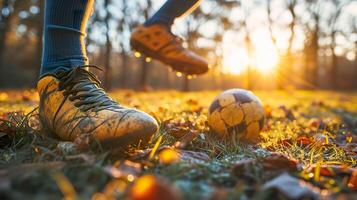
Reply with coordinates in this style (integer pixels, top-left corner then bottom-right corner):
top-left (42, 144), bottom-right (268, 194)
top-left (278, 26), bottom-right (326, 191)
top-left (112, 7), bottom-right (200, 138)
top-left (144, 0), bottom-right (202, 29)
top-left (40, 0), bottom-right (94, 76)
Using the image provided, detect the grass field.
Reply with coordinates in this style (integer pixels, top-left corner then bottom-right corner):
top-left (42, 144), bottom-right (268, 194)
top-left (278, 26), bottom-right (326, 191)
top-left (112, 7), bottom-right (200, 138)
top-left (0, 90), bottom-right (356, 200)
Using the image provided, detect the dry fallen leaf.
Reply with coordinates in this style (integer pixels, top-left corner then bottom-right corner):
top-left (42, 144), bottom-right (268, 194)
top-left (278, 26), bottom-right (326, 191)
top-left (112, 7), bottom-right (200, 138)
top-left (348, 170), bottom-right (357, 191)
top-left (314, 133), bottom-right (333, 145)
top-left (128, 145), bottom-right (170, 160)
top-left (296, 136), bottom-right (313, 146)
top-left (309, 118), bottom-right (323, 130)
top-left (166, 121), bottom-right (196, 139)
top-left (262, 173), bottom-right (321, 199)
top-left (174, 130), bottom-right (200, 149)
top-left (178, 150), bottom-right (210, 163)
top-left (261, 154), bottom-right (298, 171)
top-left (278, 105), bottom-right (295, 120)
top-left (127, 175), bottom-right (181, 200)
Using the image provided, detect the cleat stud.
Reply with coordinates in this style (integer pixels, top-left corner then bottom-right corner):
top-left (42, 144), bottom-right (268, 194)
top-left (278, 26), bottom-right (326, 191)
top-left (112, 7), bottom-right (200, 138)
top-left (134, 52), bottom-right (141, 58)
top-left (176, 72), bottom-right (183, 77)
top-left (145, 57), bottom-right (152, 63)
top-left (187, 75), bottom-right (193, 80)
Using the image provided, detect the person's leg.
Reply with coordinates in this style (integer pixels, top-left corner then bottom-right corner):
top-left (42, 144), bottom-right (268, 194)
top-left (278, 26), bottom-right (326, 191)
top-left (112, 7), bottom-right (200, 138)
top-left (40, 0), bottom-right (92, 76)
top-left (38, 0), bottom-right (158, 147)
top-left (130, 0), bottom-right (208, 75)
top-left (144, 0), bottom-right (202, 29)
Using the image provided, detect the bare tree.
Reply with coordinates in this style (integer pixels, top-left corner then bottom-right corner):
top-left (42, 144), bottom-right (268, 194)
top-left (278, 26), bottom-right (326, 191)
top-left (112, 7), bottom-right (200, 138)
top-left (103, 0), bottom-right (112, 90)
top-left (266, 0), bottom-right (298, 89)
top-left (345, 15), bottom-right (357, 87)
top-left (137, 0), bottom-right (153, 91)
top-left (285, 0), bottom-right (297, 82)
top-left (242, 19), bottom-right (254, 90)
top-left (303, 0), bottom-right (323, 87)
top-left (9, 0), bottom-right (44, 75)
top-left (266, 0), bottom-right (282, 89)
top-left (325, 0), bottom-right (346, 89)
top-left (35, 0), bottom-right (44, 74)
top-left (0, 0), bottom-right (21, 71)
top-left (266, 0), bottom-right (279, 53)
top-left (237, 0), bottom-right (255, 90)
top-left (117, 0), bottom-right (131, 88)
top-left (353, 19), bottom-right (357, 86)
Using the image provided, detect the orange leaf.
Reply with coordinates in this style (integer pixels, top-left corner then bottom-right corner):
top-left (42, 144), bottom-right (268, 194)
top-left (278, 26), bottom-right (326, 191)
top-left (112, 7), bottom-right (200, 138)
top-left (128, 175), bottom-right (181, 200)
top-left (348, 170), bottom-right (357, 191)
top-left (296, 136), bottom-right (313, 146)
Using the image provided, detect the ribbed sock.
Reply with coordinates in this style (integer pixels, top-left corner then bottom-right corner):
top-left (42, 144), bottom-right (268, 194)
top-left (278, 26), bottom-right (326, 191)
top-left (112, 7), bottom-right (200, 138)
top-left (144, 0), bottom-right (201, 29)
top-left (40, 0), bottom-right (94, 76)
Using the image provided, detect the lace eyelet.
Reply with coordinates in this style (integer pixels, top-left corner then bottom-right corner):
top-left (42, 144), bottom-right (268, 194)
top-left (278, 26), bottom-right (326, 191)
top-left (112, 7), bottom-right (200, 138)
top-left (58, 65), bottom-right (122, 112)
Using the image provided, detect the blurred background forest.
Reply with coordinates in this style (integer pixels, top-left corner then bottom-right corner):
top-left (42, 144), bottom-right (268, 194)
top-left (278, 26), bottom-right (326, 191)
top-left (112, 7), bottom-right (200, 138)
top-left (0, 0), bottom-right (356, 91)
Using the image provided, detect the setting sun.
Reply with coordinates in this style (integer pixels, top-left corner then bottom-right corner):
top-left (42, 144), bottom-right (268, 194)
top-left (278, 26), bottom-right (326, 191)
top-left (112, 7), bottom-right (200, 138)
top-left (222, 30), bottom-right (279, 75)
top-left (253, 39), bottom-right (279, 74)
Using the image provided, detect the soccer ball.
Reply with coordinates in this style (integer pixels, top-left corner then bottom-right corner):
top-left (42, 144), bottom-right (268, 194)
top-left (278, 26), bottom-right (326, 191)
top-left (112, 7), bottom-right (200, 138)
top-left (207, 89), bottom-right (265, 143)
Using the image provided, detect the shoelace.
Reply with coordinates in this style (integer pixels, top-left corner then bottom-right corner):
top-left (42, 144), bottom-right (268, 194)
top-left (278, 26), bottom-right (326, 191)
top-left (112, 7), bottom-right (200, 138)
top-left (57, 65), bottom-right (121, 112)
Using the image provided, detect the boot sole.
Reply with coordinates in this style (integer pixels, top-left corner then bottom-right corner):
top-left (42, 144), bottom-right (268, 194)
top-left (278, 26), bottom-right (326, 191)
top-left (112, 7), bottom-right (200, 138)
top-left (100, 125), bottom-right (157, 149)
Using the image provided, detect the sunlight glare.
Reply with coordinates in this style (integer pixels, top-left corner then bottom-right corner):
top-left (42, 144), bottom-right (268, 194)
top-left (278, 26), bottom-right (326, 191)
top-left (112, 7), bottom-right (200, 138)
top-left (222, 30), bottom-right (278, 75)
top-left (253, 41), bottom-right (278, 74)
top-left (222, 48), bottom-right (249, 75)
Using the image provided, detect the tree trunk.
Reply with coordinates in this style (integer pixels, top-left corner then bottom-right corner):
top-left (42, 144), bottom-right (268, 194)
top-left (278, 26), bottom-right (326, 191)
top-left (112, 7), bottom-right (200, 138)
top-left (0, 0), bottom-right (20, 85)
top-left (246, 65), bottom-right (252, 90)
top-left (303, 50), bottom-right (310, 89)
top-left (286, 1), bottom-right (296, 85)
top-left (355, 42), bottom-right (357, 89)
top-left (330, 48), bottom-right (338, 89)
top-left (35, 0), bottom-right (45, 76)
top-left (286, 52), bottom-right (293, 87)
top-left (183, 75), bottom-right (189, 91)
top-left (118, 0), bottom-right (129, 89)
top-left (244, 28), bottom-right (253, 90)
top-left (164, 66), bottom-right (171, 89)
top-left (120, 52), bottom-right (127, 88)
top-left (310, 22), bottom-right (319, 87)
top-left (140, 58), bottom-right (149, 91)
top-left (355, 60), bottom-right (357, 90)
top-left (330, 32), bottom-right (338, 89)
top-left (103, 0), bottom-right (112, 90)
top-left (104, 33), bottom-right (112, 90)
top-left (0, 0), bottom-right (12, 73)
top-left (139, 0), bottom-right (152, 90)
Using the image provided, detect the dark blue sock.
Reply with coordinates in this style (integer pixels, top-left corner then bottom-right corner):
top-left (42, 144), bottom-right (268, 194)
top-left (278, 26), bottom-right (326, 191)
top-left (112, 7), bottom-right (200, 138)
top-left (144, 0), bottom-right (201, 28)
top-left (40, 0), bottom-right (94, 76)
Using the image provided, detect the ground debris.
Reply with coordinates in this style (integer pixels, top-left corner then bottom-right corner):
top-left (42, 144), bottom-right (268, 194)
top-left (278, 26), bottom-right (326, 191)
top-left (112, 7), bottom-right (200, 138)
top-left (0, 90), bottom-right (356, 199)
top-left (261, 173), bottom-right (322, 199)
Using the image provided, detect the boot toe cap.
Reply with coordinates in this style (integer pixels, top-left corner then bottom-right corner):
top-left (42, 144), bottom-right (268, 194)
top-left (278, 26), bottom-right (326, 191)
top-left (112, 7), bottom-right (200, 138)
top-left (99, 109), bottom-right (159, 147)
